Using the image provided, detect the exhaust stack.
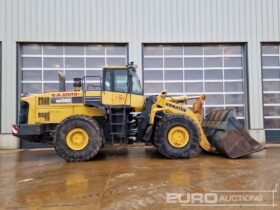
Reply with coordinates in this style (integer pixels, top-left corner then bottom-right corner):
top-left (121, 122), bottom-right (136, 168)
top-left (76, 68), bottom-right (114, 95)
top-left (58, 72), bottom-right (66, 92)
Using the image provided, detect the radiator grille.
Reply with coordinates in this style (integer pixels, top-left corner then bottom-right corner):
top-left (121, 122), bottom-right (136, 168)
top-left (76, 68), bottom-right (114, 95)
top-left (38, 97), bottom-right (50, 105)
top-left (38, 112), bottom-right (50, 121)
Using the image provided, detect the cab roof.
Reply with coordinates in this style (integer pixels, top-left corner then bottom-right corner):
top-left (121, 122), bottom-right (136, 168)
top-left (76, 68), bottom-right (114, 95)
top-left (103, 66), bottom-right (129, 69)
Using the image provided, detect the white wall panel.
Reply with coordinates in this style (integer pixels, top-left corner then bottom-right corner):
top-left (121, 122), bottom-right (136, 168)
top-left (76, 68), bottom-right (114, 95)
top-left (0, 0), bottom-right (279, 145)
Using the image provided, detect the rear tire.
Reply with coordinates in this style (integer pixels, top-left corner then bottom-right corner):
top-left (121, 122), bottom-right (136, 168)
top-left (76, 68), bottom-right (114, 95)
top-left (154, 114), bottom-right (201, 159)
top-left (54, 115), bottom-right (104, 162)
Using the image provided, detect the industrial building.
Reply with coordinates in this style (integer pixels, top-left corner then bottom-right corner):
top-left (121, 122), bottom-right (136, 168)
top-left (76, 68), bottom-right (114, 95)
top-left (0, 0), bottom-right (279, 149)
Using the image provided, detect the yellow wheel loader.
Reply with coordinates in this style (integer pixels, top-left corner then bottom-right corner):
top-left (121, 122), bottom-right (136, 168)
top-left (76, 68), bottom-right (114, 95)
top-left (12, 63), bottom-right (263, 162)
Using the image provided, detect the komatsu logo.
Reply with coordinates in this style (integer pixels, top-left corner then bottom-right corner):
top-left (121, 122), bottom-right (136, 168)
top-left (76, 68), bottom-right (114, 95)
top-left (166, 103), bottom-right (186, 112)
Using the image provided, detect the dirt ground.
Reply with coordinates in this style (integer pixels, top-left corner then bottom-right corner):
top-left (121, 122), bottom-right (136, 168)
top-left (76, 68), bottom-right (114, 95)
top-left (0, 145), bottom-right (279, 210)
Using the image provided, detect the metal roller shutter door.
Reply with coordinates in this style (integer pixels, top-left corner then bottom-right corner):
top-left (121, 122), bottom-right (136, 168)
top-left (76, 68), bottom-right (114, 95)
top-left (143, 44), bottom-right (247, 126)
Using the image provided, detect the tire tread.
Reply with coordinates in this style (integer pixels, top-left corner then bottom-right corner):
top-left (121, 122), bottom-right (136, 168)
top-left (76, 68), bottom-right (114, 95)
top-left (54, 115), bottom-right (104, 162)
top-left (154, 114), bottom-right (201, 159)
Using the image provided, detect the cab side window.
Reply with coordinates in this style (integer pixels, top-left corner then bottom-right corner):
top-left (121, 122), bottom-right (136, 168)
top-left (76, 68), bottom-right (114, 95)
top-left (114, 70), bottom-right (128, 92)
top-left (104, 69), bottom-right (128, 93)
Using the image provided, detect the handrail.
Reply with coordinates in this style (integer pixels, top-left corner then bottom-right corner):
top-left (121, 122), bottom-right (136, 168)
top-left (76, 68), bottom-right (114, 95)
top-left (81, 76), bottom-right (102, 91)
top-left (81, 76), bottom-right (102, 104)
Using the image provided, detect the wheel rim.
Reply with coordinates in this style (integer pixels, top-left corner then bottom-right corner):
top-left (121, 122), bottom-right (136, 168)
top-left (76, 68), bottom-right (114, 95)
top-left (168, 126), bottom-right (190, 148)
top-left (66, 128), bottom-right (89, 151)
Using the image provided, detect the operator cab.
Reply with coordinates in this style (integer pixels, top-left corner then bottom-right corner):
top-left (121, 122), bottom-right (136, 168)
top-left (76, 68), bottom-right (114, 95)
top-left (101, 63), bottom-right (144, 110)
top-left (79, 62), bottom-right (142, 94)
top-left (81, 62), bottom-right (145, 111)
top-left (102, 63), bottom-right (142, 95)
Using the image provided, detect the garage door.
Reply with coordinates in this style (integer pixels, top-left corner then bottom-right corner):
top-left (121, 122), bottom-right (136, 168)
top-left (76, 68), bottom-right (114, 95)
top-left (262, 43), bottom-right (280, 142)
top-left (20, 43), bottom-right (128, 94)
top-left (143, 44), bottom-right (247, 125)
top-left (19, 43), bottom-right (128, 148)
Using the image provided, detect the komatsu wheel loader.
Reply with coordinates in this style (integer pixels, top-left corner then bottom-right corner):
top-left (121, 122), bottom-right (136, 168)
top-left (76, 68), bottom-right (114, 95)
top-left (12, 63), bottom-right (263, 162)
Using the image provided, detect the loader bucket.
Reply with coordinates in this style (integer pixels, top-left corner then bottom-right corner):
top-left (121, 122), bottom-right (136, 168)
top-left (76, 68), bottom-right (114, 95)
top-left (203, 109), bottom-right (264, 158)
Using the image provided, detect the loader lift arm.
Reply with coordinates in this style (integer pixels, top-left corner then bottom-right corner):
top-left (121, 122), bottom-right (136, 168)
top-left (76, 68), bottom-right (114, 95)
top-left (147, 91), bottom-right (213, 153)
top-left (146, 90), bottom-right (263, 159)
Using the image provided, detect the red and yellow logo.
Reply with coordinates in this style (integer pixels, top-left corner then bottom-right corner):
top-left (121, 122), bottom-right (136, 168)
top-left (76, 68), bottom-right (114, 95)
top-left (115, 94), bottom-right (125, 102)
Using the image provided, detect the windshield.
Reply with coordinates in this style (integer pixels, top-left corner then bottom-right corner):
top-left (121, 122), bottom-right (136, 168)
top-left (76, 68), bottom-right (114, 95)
top-left (131, 70), bottom-right (142, 94)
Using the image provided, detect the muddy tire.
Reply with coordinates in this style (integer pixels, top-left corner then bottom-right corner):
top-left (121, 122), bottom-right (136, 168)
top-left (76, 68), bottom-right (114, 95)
top-left (54, 115), bottom-right (104, 162)
top-left (154, 114), bottom-right (201, 159)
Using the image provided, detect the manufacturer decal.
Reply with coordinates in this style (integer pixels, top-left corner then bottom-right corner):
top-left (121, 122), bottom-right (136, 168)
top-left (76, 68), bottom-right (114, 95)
top-left (166, 103), bottom-right (187, 112)
top-left (51, 97), bottom-right (83, 104)
top-left (52, 97), bottom-right (72, 104)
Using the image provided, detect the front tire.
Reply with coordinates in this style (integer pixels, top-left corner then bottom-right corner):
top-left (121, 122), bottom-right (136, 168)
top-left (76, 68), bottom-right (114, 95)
top-left (154, 114), bottom-right (201, 159)
top-left (54, 115), bottom-right (104, 162)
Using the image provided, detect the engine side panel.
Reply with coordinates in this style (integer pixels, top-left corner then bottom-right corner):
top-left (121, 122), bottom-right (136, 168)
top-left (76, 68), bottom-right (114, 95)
top-left (21, 91), bottom-right (104, 124)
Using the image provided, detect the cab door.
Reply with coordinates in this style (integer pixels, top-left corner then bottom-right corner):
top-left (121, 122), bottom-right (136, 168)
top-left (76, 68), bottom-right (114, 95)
top-left (101, 68), bottom-right (145, 111)
top-left (101, 68), bottom-right (131, 106)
